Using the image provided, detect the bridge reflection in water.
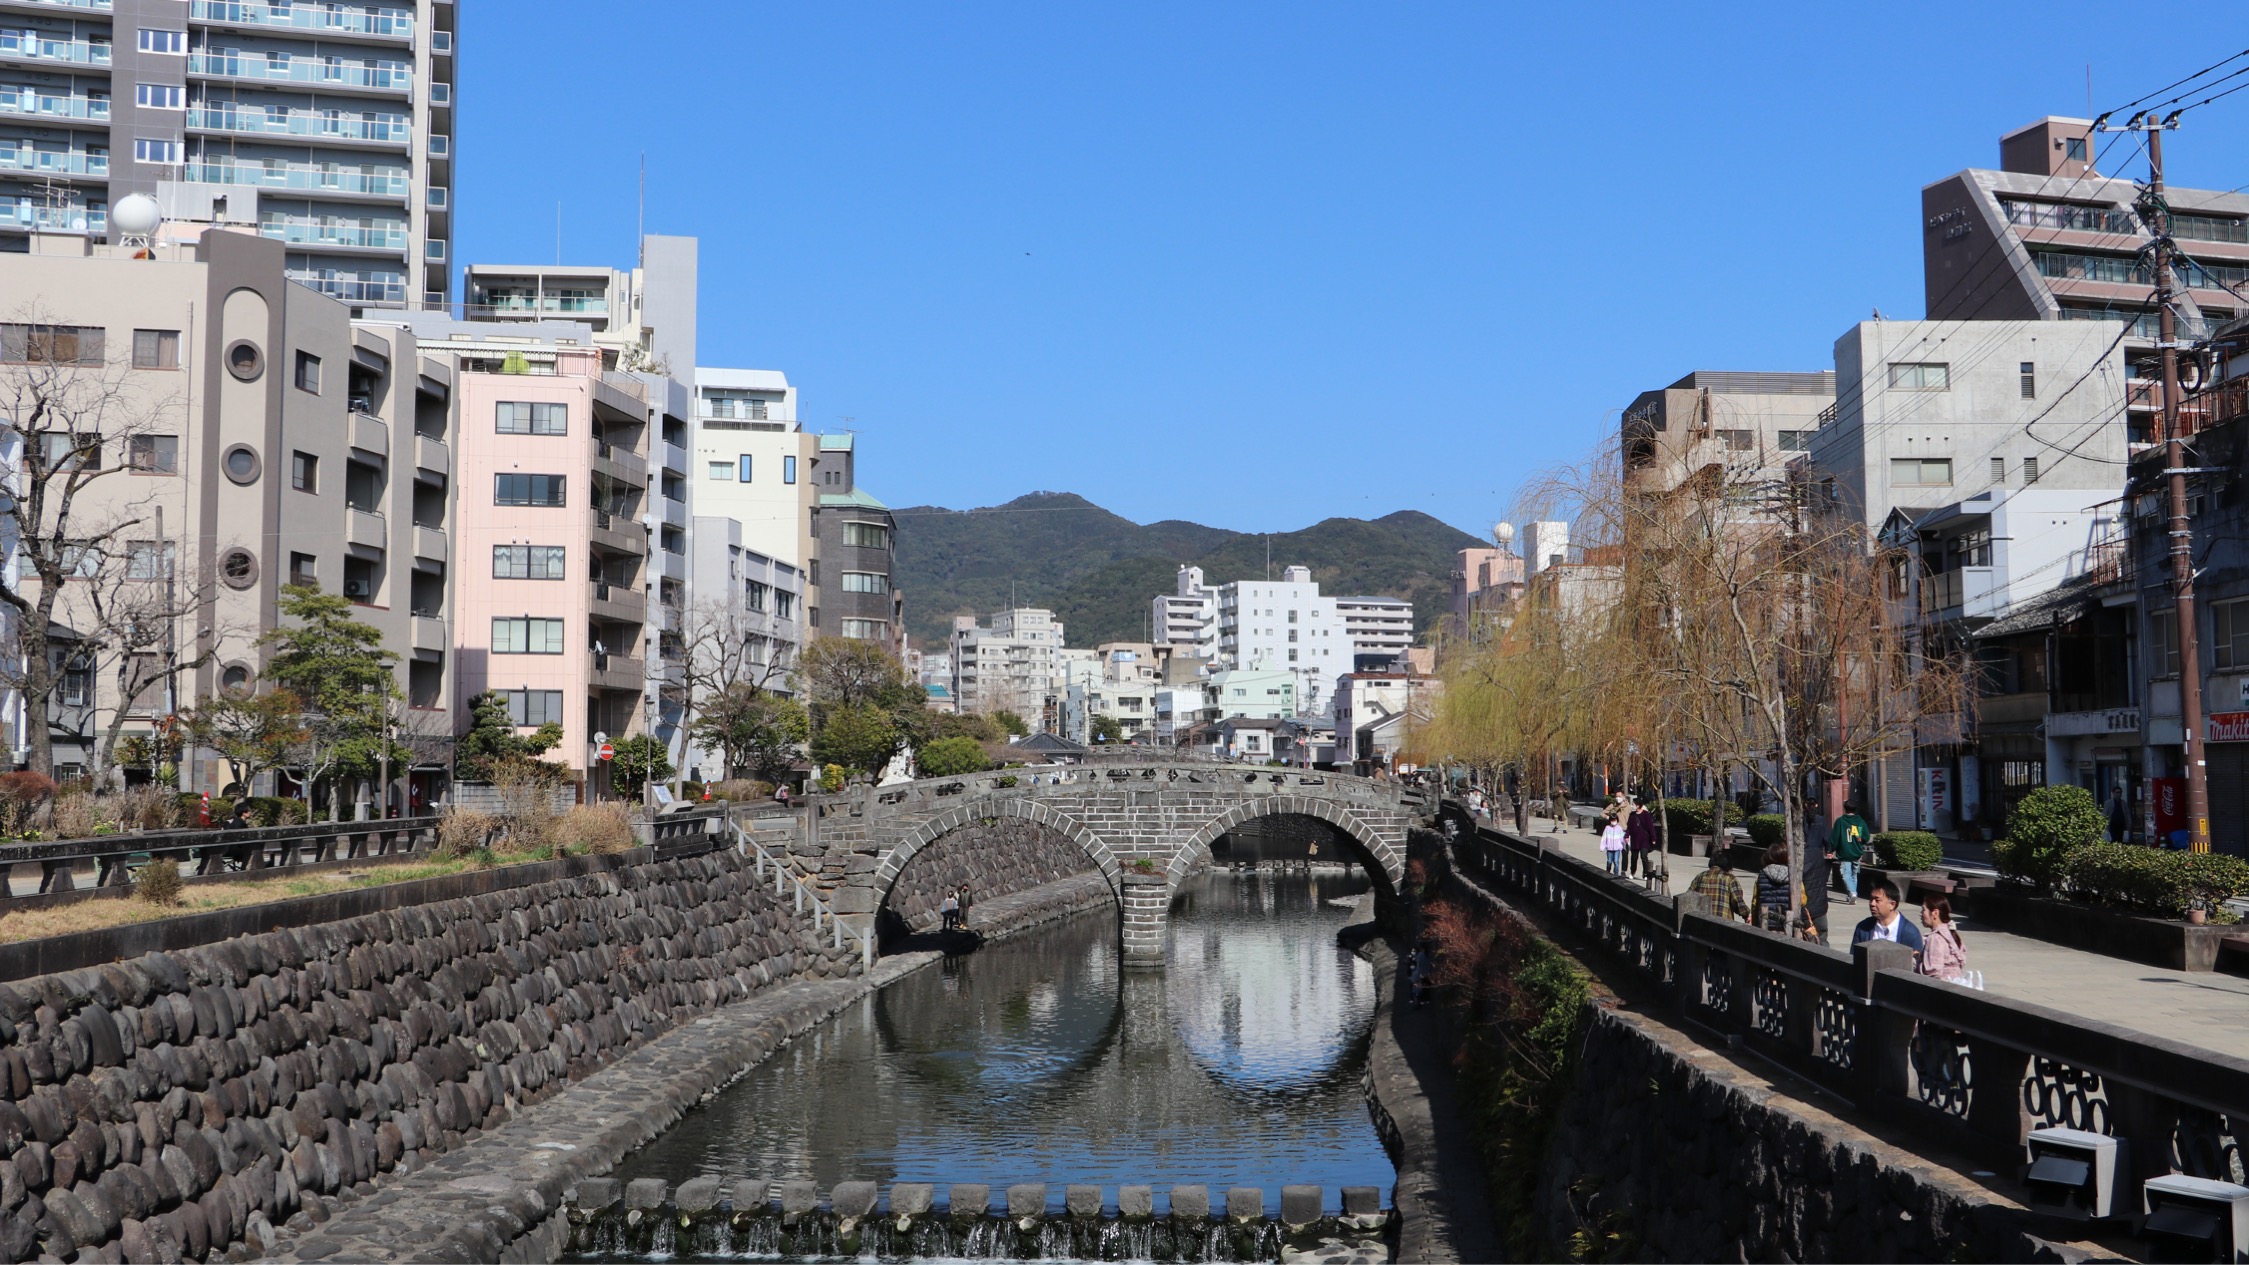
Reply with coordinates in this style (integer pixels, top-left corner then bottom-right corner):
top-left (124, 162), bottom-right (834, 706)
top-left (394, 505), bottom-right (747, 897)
top-left (611, 871), bottom-right (1391, 1210)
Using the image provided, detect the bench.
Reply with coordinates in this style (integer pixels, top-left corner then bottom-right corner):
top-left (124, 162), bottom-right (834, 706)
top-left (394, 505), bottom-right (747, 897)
top-left (1906, 874), bottom-right (1958, 906)
top-left (2218, 935), bottom-right (2249, 973)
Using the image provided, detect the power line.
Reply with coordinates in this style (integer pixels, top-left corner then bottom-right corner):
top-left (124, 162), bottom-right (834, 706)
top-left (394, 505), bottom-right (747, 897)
top-left (2100, 48), bottom-right (2249, 117)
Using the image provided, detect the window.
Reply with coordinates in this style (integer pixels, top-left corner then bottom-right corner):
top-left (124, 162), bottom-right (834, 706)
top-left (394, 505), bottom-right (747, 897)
top-left (745, 581), bottom-right (769, 612)
top-left (491, 617), bottom-right (565, 654)
top-left (809, 561), bottom-right (819, 587)
top-left (137, 29), bottom-right (185, 53)
top-left (2150, 609), bottom-right (2182, 678)
top-left (1719, 429), bottom-right (1755, 451)
top-left (1887, 362), bottom-right (1950, 390)
top-left (843, 521), bottom-right (889, 549)
top-left (492, 545), bottom-right (567, 579)
top-left (289, 552), bottom-right (317, 587)
top-left (495, 401), bottom-right (566, 434)
top-left (1776, 430), bottom-right (1811, 451)
top-left (125, 540), bottom-right (174, 581)
top-left (782, 455), bottom-right (797, 484)
top-left (294, 351), bottom-right (321, 394)
top-left (292, 451), bottom-right (318, 492)
top-left (808, 605), bottom-right (819, 629)
top-left (840, 571), bottom-right (889, 594)
top-left (59, 657), bottom-right (90, 708)
top-left (37, 433), bottom-right (101, 471)
top-left (2065, 137), bottom-right (2088, 162)
top-left (59, 541), bottom-right (101, 578)
top-left (2, 324), bottom-right (104, 365)
top-left (133, 139), bottom-right (180, 164)
top-left (135, 83), bottom-right (182, 110)
top-left (774, 591), bottom-right (796, 620)
top-left (707, 461), bottom-right (733, 481)
top-left (132, 329), bottom-right (179, 369)
top-left (1890, 457), bottom-right (1952, 487)
top-left (2023, 456), bottom-right (2040, 483)
top-left (494, 473), bottom-right (565, 506)
top-left (127, 435), bottom-right (179, 474)
top-left (2020, 362), bottom-right (2036, 399)
top-left (1991, 457), bottom-right (2007, 482)
top-left (500, 689), bottom-right (565, 727)
top-left (738, 455), bottom-right (754, 482)
top-left (840, 618), bottom-right (886, 641)
top-left (2216, 599), bottom-right (2249, 671)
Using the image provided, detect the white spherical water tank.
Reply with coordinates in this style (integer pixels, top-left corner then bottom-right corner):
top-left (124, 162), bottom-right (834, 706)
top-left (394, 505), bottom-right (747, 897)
top-left (111, 193), bottom-right (163, 241)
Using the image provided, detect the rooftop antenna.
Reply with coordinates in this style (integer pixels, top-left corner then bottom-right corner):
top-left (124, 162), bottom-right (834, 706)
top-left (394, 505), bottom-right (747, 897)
top-left (637, 153), bottom-right (646, 261)
top-left (554, 201), bottom-right (561, 265)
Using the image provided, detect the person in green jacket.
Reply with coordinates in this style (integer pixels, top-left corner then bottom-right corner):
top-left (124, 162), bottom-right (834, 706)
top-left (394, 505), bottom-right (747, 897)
top-left (1830, 802), bottom-right (1870, 905)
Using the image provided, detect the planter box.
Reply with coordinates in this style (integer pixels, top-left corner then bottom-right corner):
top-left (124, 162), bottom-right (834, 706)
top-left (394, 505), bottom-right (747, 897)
top-left (1971, 886), bottom-right (2235, 972)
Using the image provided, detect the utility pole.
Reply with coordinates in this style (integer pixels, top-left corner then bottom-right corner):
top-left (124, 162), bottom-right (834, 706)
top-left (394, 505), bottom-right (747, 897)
top-left (2140, 112), bottom-right (2212, 853)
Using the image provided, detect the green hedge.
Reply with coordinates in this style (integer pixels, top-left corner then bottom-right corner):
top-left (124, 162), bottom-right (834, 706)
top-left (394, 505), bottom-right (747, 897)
top-left (1662, 798), bottom-right (1734, 840)
top-left (1746, 813), bottom-right (1787, 851)
top-left (1870, 830), bottom-right (1942, 871)
top-left (2061, 843), bottom-right (2249, 919)
top-left (1998, 786), bottom-right (2106, 892)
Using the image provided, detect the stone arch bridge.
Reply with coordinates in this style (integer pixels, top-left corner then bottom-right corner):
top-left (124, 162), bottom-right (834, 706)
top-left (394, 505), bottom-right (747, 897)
top-left (741, 763), bottom-right (1423, 965)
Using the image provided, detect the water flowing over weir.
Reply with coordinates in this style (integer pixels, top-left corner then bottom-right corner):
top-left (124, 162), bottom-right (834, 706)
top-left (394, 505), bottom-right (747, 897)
top-left (567, 870), bottom-right (1396, 1262)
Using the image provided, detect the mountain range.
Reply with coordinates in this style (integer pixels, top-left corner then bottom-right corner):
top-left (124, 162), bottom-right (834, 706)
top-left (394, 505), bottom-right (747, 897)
top-left (889, 492), bottom-right (1484, 650)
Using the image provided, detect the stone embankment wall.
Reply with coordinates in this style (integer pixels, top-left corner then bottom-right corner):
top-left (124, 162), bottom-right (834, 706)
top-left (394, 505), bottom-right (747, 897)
top-left (0, 848), bottom-right (855, 1264)
top-left (882, 821), bottom-right (1099, 934)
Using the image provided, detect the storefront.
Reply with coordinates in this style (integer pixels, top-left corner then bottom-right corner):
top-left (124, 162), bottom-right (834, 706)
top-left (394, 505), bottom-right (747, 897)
top-left (2206, 710), bottom-right (2249, 856)
top-left (2045, 706), bottom-right (2143, 843)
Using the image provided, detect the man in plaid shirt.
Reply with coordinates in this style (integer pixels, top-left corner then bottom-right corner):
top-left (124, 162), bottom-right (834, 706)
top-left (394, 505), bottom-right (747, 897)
top-left (1689, 852), bottom-right (1750, 922)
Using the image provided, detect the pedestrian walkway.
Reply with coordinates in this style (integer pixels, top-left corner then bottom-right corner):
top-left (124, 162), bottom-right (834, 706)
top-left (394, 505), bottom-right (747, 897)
top-left (1503, 810), bottom-right (2249, 1061)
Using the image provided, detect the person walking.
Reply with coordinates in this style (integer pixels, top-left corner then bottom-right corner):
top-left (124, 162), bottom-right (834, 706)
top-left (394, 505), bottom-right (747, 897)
top-left (2106, 787), bottom-right (2129, 844)
top-left (1624, 798), bottom-right (1658, 879)
top-left (956, 883), bottom-right (974, 930)
top-left (1917, 896), bottom-right (1968, 981)
top-left (1797, 824), bottom-right (1832, 946)
top-left (1850, 879), bottom-right (1926, 955)
top-left (1690, 852), bottom-right (1751, 922)
top-left (1830, 801), bottom-right (1869, 904)
top-left (1599, 811), bottom-right (1627, 875)
top-left (1755, 843), bottom-right (1793, 933)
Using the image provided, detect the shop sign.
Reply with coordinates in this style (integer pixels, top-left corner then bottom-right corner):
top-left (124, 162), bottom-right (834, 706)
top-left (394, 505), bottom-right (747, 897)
top-left (2208, 711), bottom-right (2249, 743)
top-left (2049, 708), bottom-right (2140, 736)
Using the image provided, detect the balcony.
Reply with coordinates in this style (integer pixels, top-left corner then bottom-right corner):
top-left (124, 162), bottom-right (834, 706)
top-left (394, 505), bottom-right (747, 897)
top-left (657, 495), bottom-right (686, 529)
top-left (188, 51), bottom-right (411, 94)
top-left (591, 441), bottom-right (647, 486)
top-left (463, 294), bottom-right (607, 320)
top-left (590, 582), bottom-right (646, 626)
top-left (406, 525), bottom-right (441, 564)
top-left (412, 434), bottom-right (446, 477)
top-left (589, 510), bottom-right (646, 558)
top-left (186, 106), bottom-right (409, 145)
top-left (0, 147), bottom-right (106, 177)
top-left (411, 615), bottom-right (445, 654)
top-left (190, 1), bottom-right (413, 39)
top-left (0, 32), bottom-right (109, 65)
top-left (183, 160), bottom-right (408, 199)
top-left (261, 219), bottom-right (408, 250)
top-left (344, 506), bottom-right (384, 546)
top-left (0, 91), bottom-right (110, 123)
top-left (286, 272), bottom-right (406, 305)
top-left (661, 441), bottom-right (688, 475)
top-left (349, 408), bottom-right (387, 456)
top-left (0, 202), bottom-right (103, 234)
top-left (7, 0), bottom-right (111, 9)
top-left (588, 655), bottom-right (644, 695)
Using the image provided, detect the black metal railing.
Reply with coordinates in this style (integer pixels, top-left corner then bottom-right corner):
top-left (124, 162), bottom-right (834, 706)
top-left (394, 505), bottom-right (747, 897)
top-left (1441, 809), bottom-right (2249, 1188)
top-left (0, 815), bottom-right (442, 896)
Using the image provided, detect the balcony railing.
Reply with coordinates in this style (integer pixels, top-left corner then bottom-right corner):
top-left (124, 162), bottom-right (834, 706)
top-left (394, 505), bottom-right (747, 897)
top-left (1918, 568), bottom-right (1964, 617)
top-left (14, 0), bottom-right (112, 10)
top-left (0, 203), bottom-right (104, 234)
top-left (2033, 248), bottom-right (2150, 287)
top-left (0, 91), bottom-right (110, 122)
top-left (0, 148), bottom-right (105, 176)
top-left (469, 293), bottom-right (607, 315)
top-left (285, 272), bottom-right (406, 304)
top-left (185, 106), bottom-right (409, 143)
top-left (189, 0), bottom-right (413, 37)
top-left (0, 33), bottom-right (109, 65)
top-left (2000, 199), bottom-right (2139, 236)
top-left (183, 161), bottom-right (406, 196)
top-left (188, 51), bottom-right (411, 91)
top-left (260, 218), bottom-right (407, 249)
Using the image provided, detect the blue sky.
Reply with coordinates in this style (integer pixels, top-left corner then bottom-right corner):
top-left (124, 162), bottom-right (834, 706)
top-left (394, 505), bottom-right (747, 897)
top-left (456, 2), bottom-right (2249, 538)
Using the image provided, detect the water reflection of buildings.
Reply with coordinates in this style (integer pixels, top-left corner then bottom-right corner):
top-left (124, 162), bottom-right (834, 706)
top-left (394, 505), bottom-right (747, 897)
top-left (611, 874), bottom-right (1389, 1203)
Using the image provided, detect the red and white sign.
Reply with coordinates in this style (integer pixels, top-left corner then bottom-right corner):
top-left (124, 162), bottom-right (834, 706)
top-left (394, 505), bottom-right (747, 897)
top-left (2209, 711), bottom-right (2249, 743)
top-left (597, 742), bottom-right (615, 762)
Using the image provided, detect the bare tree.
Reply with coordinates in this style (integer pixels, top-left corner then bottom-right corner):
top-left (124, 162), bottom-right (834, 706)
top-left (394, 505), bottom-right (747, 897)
top-left (77, 548), bottom-right (224, 784)
top-left (0, 314), bottom-right (190, 776)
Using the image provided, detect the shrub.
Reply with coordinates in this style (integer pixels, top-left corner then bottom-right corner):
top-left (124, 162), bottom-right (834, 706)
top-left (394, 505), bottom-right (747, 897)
top-left (1662, 798), bottom-right (1734, 840)
top-left (1746, 813), bottom-right (1788, 851)
top-left (118, 785), bottom-right (178, 832)
top-left (820, 764), bottom-right (845, 794)
top-left (560, 803), bottom-right (636, 855)
top-left (918, 736), bottom-right (990, 777)
top-left (993, 775), bottom-right (1019, 788)
top-left (132, 857), bottom-right (183, 907)
top-left (2062, 843), bottom-right (2249, 919)
top-left (238, 796), bottom-right (311, 827)
top-left (1870, 831), bottom-right (1942, 871)
top-left (437, 810), bottom-right (497, 858)
top-left (51, 792), bottom-right (113, 839)
top-left (0, 771), bottom-right (56, 835)
top-left (2000, 786), bottom-right (2106, 892)
top-left (709, 779), bottom-right (774, 802)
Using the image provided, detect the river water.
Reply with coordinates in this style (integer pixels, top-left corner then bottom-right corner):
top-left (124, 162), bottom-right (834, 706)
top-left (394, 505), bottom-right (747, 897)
top-left (606, 869), bottom-right (1392, 1216)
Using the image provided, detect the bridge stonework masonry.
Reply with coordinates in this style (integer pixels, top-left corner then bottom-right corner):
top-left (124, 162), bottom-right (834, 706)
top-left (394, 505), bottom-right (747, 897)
top-left (739, 763), bottom-right (1420, 966)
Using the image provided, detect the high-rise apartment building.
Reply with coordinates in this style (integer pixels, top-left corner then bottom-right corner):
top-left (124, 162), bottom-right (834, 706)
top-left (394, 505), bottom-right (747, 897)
top-left (1153, 564), bottom-right (1215, 656)
top-left (950, 607), bottom-right (1064, 725)
top-left (1334, 596), bottom-right (1413, 667)
top-left (692, 366), bottom-right (812, 575)
top-left (1, 0), bottom-right (460, 311)
top-left (806, 432), bottom-right (902, 654)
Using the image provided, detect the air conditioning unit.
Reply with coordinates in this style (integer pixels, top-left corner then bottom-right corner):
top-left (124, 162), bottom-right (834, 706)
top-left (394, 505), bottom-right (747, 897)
top-left (2025, 1127), bottom-right (2125, 1222)
top-left (344, 580), bottom-right (370, 599)
top-left (2142, 1174), bottom-right (2249, 1264)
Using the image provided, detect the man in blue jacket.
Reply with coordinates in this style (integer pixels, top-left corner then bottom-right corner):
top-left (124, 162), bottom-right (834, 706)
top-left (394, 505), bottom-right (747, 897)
top-left (1851, 879), bottom-right (1924, 954)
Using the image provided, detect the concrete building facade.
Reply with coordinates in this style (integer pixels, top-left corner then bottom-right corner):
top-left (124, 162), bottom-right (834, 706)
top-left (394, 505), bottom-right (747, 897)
top-left (950, 607), bottom-right (1064, 726)
top-left (1622, 370), bottom-right (1836, 496)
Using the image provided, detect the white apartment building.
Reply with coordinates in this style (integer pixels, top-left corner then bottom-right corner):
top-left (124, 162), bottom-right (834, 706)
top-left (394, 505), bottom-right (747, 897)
top-left (1335, 596), bottom-right (1414, 666)
top-left (680, 515), bottom-right (802, 781)
top-left (1215, 566), bottom-right (1345, 713)
top-left (950, 607), bottom-right (1066, 727)
top-left (1153, 565), bottom-right (1216, 655)
top-left (691, 366), bottom-right (813, 572)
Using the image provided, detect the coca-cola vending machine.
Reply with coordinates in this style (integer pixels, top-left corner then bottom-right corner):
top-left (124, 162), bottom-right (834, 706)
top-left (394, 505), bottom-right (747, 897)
top-left (2152, 776), bottom-right (2187, 848)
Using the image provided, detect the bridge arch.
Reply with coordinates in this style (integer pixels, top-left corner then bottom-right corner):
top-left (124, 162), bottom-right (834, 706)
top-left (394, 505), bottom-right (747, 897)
top-left (873, 797), bottom-right (1126, 924)
top-left (1164, 794), bottom-right (1405, 897)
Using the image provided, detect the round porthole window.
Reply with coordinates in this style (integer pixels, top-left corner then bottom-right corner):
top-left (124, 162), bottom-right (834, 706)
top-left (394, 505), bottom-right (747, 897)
top-left (219, 664), bottom-right (252, 694)
top-left (219, 547), bottom-right (258, 590)
top-left (222, 444), bottom-right (260, 485)
top-left (225, 340), bottom-right (263, 382)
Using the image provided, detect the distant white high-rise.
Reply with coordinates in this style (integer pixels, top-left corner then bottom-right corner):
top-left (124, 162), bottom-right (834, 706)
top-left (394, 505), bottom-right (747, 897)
top-left (1522, 522), bottom-right (1571, 574)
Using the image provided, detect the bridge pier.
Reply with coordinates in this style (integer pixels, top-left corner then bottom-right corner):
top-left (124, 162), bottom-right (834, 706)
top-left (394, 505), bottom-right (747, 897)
top-left (1120, 871), bottom-right (1169, 968)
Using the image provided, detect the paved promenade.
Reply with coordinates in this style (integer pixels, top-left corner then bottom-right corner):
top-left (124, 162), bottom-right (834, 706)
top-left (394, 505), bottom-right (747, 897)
top-left (1516, 812), bottom-right (2249, 1061)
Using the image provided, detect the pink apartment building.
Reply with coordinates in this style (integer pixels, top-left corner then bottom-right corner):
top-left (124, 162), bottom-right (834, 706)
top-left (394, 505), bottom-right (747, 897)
top-left (454, 348), bottom-right (652, 791)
